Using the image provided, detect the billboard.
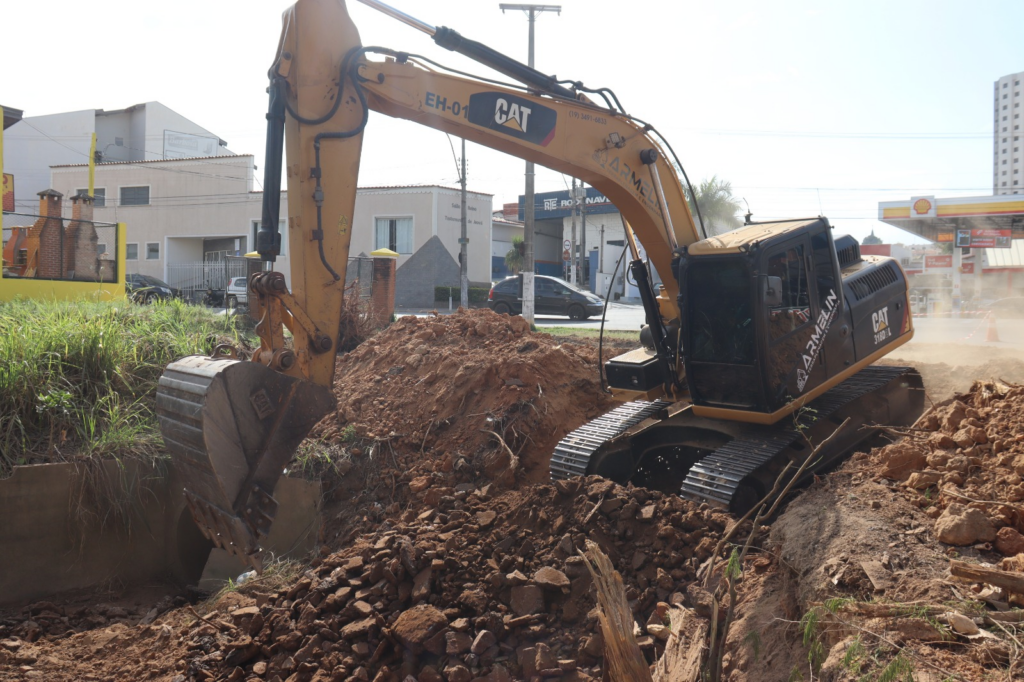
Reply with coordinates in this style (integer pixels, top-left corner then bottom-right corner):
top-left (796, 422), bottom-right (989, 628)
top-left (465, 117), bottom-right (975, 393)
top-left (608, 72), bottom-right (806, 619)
top-left (163, 130), bottom-right (220, 159)
top-left (519, 186), bottom-right (618, 221)
top-left (2, 173), bottom-right (11, 212)
top-left (924, 255), bottom-right (952, 269)
top-left (955, 228), bottom-right (1011, 249)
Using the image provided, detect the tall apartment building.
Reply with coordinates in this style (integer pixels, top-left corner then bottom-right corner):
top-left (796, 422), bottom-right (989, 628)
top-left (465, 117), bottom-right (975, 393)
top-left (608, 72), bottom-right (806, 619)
top-left (995, 71), bottom-right (1024, 195)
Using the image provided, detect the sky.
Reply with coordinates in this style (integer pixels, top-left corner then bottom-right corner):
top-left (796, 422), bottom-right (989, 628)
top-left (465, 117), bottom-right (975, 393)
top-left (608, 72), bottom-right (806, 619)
top-left (4, 0), bottom-right (1024, 244)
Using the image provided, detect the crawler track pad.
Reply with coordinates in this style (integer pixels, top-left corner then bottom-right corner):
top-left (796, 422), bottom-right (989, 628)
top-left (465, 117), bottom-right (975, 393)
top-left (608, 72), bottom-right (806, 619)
top-left (156, 356), bottom-right (335, 572)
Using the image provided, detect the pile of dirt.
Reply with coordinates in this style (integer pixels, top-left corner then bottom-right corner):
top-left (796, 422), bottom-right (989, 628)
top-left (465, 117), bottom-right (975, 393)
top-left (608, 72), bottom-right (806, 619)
top-left (12, 336), bottom-right (1024, 681)
top-left (718, 379), bottom-right (1024, 681)
top-left (175, 478), bottom-right (731, 682)
top-left (871, 379), bottom-right (1024, 550)
top-left (314, 309), bottom-right (613, 483)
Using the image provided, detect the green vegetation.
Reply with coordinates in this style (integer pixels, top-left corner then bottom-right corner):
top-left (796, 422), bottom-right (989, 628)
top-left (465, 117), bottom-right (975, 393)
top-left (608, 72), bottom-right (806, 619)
top-left (0, 298), bottom-right (256, 473)
top-left (540, 326), bottom-right (636, 342)
top-left (684, 175), bottom-right (744, 236)
top-left (505, 235), bottom-right (524, 275)
top-left (433, 286), bottom-right (490, 303)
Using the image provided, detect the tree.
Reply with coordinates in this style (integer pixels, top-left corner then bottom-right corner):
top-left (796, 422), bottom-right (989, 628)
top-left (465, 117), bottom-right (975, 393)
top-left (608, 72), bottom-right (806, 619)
top-left (684, 175), bottom-right (744, 236)
top-left (504, 235), bottom-right (525, 274)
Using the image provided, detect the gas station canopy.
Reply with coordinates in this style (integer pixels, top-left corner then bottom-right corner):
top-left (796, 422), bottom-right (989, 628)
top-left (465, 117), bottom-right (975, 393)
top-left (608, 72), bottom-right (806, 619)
top-left (878, 194), bottom-right (1024, 244)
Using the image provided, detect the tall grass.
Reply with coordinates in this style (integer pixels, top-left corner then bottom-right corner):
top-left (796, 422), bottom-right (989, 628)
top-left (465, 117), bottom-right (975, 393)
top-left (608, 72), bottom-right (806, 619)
top-left (0, 298), bottom-right (255, 473)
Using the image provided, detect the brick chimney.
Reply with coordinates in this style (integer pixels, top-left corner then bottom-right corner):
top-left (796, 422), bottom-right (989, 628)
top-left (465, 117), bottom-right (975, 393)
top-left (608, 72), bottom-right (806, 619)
top-left (66, 192), bottom-right (99, 280)
top-left (33, 189), bottom-right (64, 279)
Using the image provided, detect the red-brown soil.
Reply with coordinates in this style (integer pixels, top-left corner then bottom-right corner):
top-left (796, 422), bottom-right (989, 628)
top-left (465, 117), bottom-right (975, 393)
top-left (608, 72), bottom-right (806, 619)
top-left (5, 313), bottom-right (1024, 681)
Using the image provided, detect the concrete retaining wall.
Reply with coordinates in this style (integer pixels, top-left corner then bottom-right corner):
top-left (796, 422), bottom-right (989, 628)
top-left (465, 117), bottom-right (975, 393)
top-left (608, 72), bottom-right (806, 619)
top-left (0, 460), bottom-right (318, 607)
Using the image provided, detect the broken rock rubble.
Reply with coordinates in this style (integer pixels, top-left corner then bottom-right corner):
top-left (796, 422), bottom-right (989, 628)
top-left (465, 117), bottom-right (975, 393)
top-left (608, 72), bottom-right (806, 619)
top-left (179, 477), bottom-right (730, 681)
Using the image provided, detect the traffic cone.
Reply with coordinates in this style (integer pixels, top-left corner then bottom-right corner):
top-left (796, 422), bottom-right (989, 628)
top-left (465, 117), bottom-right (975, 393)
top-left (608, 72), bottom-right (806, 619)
top-left (987, 312), bottom-right (1000, 342)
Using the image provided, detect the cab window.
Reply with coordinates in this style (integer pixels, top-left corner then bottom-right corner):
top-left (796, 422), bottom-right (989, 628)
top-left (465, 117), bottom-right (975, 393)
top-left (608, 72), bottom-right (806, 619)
top-left (766, 244), bottom-right (810, 340)
top-left (811, 230), bottom-right (837, 310)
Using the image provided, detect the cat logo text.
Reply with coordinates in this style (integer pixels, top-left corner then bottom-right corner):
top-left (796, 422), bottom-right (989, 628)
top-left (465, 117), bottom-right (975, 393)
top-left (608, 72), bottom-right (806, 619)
top-left (872, 307), bottom-right (891, 345)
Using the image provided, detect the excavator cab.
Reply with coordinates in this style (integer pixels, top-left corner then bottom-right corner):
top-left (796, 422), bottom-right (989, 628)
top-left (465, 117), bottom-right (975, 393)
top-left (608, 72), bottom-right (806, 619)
top-left (678, 217), bottom-right (915, 423)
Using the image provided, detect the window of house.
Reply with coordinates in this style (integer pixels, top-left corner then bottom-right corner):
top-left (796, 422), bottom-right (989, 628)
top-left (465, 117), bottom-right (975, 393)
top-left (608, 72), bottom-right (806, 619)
top-left (374, 217), bottom-right (413, 254)
top-left (15, 249), bottom-right (27, 266)
top-left (97, 243), bottom-right (107, 255)
top-left (126, 243), bottom-right (139, 260)
top-left (146, 242), bottom-right (160, 260)
top-left (120, 186), bottom-right (150, 206)
top-left (251, 220), bottom-right (287, 256)
top-left (75, 188), bottom-right (106, 207)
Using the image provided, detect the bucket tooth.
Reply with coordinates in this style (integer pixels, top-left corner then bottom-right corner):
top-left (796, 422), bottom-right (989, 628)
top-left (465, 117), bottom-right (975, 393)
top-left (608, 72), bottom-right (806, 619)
top-left (156, 355), bottom-right (335, 571)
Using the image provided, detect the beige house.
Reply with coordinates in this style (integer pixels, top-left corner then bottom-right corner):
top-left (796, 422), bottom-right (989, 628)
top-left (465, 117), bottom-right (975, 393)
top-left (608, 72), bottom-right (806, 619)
top-left (49, 156), bottom-right (492, 295)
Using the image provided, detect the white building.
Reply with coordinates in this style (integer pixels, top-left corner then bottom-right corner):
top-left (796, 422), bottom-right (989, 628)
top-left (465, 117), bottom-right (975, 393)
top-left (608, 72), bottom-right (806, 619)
top-left (995, 71), bottom-right (1024, 195)
top-left (3, 102), bottom-right (233, 227)
top-left (49, 155), bottom-right (493, 296)
top-left (520, 186), bottom-right (633, 299)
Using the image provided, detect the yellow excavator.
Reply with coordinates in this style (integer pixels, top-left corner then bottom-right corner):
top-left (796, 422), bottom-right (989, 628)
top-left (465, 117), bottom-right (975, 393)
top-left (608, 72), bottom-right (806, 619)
top-left (156, 0), bottom-right (923, 573)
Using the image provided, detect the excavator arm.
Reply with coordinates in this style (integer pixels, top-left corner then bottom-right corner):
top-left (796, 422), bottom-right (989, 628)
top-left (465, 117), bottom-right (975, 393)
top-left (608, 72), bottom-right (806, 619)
top-left (157, 0), bottom-right (706, 571)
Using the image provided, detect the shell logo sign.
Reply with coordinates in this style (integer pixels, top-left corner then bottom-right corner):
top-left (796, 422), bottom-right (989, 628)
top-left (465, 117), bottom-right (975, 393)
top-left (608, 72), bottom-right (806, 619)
top-left (910, 195), bottom-right (937, 218)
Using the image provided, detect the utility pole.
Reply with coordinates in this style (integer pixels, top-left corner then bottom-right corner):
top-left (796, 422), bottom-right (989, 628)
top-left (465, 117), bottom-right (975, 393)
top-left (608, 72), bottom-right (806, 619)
top-left (500, 3), bottom-right (561, 322)
top-left (580, 181), bottom-right (588, 290)
top-left (459, 137), bottom-right (469, 309)
top-left (569, 177), bottom-right (578, 285)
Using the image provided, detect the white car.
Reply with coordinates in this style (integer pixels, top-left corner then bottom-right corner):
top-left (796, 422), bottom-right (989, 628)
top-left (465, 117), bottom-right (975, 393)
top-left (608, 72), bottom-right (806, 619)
top-left (225, 276), bottom-right (249, 309)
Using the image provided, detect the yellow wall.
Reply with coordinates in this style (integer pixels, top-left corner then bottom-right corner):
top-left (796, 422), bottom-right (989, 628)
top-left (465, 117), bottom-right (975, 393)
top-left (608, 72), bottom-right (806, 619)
top-left (0, 222), bottom-right (127, 302)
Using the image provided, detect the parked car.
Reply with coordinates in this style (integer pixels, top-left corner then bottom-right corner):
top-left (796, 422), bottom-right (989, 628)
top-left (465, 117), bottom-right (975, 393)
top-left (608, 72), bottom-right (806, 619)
top-left (225, 276), bottom-right (249, 309)
top-left (487, 275), bottom-right (604, 320)
top-left (126, 273), bottom-right (179, 303)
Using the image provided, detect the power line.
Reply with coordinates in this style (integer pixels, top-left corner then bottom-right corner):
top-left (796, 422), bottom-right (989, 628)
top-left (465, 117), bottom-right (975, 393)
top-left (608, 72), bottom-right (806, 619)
top-left (683, 128), bottom-right (994, 140)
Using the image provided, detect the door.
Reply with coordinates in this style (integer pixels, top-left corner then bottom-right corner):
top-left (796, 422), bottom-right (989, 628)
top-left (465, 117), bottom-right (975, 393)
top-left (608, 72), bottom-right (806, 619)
top-left (762, 238), bottom-right (824, 409)
top-left (551, 281), bottom-right (574, 314)
top-left (534, 277), bottom-right (557, 314)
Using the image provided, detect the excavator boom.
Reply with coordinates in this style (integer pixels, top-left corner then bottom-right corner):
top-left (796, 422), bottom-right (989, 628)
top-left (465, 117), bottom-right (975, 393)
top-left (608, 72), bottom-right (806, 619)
top-left (156, 0), bottom-right (923, 569)
top-left (157, 0), bottom-right (702, 571)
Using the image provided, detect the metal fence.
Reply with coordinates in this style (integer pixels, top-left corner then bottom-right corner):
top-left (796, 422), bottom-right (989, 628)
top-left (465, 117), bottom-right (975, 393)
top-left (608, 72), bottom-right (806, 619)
top-left (167, 259), bottom-right (250, 298)
top-left (163, 256), bottom-right (374, 302)
top-left (1, 221), bottom-right (118, 283)
top-left (346, 257), bottom-right (373, 299)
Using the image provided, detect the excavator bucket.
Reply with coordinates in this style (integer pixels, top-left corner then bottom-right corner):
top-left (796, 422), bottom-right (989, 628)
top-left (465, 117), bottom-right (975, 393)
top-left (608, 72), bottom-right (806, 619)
top-left (156, 355), bottom-right (335, 572)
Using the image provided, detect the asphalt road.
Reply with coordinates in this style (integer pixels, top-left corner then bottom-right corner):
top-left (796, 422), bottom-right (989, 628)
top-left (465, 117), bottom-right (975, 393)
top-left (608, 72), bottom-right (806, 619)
top-left (399, 302), bottom-right (649, 332)
top-left (400, 304), bottom-right (1024, 350)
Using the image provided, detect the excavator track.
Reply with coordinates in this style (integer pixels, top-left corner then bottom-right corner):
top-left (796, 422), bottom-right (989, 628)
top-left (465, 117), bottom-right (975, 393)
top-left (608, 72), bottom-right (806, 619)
top-left (550, 400), bottom-right (673, 480)
top-left (551, 366), bottom-right (923, 512)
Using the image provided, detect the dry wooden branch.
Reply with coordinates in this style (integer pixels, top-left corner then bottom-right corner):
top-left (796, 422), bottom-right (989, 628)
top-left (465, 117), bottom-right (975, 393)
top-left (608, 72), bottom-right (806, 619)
top-left (580, 540), bottom-right (654, 682)
top-left (700, 418), bottom-right (851, 589)
top-left (951, 559), bottom-right (1024, 595)
top-left (653, 606), bottom-right (705, 682)
top-left (481, 429), bottom-right (519, 471)
top-left (941, 487), bottom-right (1024, 514)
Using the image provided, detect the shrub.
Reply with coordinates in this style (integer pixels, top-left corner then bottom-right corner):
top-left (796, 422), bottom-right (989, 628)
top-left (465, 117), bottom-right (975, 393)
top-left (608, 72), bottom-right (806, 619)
top-left (0, 298), bottom-right (255, 472)
top-left (434, 286), bottom-right (490, 303)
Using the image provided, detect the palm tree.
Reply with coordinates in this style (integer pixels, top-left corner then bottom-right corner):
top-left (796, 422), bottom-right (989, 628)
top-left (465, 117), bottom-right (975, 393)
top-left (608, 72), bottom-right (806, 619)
top-left (504, 235), bottom-right (524, 274)
top-left (684, 175), bottom-right (743, 236)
